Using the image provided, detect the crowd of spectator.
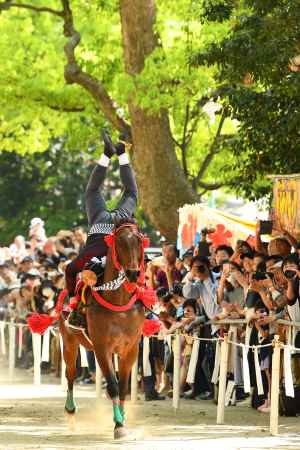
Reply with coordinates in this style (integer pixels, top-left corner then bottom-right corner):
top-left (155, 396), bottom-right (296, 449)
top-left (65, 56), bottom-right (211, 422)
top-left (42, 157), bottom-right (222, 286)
top-left (0, 219), bottom-right (95, 383)
top-left (144, 222), bottom-right (300, 410)
top-left (1, 217), bottom-right (300, 411)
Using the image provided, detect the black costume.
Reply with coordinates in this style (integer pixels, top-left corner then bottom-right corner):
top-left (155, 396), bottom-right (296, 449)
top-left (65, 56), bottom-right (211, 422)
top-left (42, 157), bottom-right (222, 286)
top-left (65, 142), bottom-right (138, 296)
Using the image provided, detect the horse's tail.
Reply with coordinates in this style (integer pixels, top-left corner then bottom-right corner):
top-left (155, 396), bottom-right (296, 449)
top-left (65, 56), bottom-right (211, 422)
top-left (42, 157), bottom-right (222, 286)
top-left (27, 288), bottom-right (69, 335)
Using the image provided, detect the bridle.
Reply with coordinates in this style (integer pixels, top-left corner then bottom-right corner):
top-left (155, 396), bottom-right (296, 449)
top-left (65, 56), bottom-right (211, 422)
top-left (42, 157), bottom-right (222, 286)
top-left (104, 223), bottom-right (149, 284)
top-left (80, 223), bottom-right (155, 313)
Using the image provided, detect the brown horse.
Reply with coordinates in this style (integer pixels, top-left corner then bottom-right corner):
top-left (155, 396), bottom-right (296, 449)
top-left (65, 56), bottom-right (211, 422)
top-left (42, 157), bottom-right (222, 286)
top-left (59, 222), bottom-right (145, 438)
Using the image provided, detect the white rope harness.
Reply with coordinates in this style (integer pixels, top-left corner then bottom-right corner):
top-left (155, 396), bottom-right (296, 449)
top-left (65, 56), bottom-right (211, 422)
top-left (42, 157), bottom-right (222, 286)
top-left (92, 271), bottom-right (126, 292)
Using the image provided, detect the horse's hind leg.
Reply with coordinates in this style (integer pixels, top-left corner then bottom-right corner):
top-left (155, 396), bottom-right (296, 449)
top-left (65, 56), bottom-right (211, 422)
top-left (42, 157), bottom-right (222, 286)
top-left (60, 327), bottom-right (79, 414)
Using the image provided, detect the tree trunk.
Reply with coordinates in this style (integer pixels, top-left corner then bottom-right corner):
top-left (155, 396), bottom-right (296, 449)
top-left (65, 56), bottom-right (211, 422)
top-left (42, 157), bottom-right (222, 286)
top-left (119, 0), bottom-right (197, 241)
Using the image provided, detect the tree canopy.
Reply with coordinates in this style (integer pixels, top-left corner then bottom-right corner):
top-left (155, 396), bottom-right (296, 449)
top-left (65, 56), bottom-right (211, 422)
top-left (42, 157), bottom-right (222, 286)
top-left (0, 0), bottom-right (299, 240)
top-left (193, 0), bottom-right (300, 198)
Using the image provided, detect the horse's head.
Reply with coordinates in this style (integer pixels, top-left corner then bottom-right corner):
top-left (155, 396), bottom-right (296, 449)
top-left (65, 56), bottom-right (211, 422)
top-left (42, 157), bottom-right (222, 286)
top-left (105, 218), bottom-right (149, 284)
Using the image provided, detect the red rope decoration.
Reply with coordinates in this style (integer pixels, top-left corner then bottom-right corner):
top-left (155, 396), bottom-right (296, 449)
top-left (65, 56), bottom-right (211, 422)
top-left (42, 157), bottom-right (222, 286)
top-left (104, 223), bottom-right (149, 284)
top-left (27, 225), bottom-right (156, 334)
top-left (27, 288), bottom-right (69, 335)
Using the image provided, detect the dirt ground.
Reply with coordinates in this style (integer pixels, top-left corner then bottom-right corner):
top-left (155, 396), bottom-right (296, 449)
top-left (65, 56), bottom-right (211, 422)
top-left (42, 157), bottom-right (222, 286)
top-left (1, 356), bottom-right (300, 450)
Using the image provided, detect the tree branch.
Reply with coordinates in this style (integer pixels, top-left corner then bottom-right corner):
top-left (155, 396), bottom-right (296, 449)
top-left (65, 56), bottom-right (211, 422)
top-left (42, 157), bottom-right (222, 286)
top-left (180, 103), bottom-right (190, 177)
top-left (10, 93), bottom-right (85, 112)
top-left (0, 1), bottom-right (63, 16)
top-left (192, 108), bottom-right (228, 191)
top-left (185, 85), bottom-right (228, 146)
top-left (1, 0), bottom-right (130, 134)
top-left (61, 0), bottom-right (130, 134)
top-left (197, 181), bottom-right (225, 190)
top-left (185, 110), bottom-right (205, 147)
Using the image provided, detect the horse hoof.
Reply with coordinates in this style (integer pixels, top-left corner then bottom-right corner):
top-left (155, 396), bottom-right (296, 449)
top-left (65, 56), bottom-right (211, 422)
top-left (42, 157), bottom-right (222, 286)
top-left (65, 412), bottom-right (76, 432)
top-left (114, 425), bottom-right (128, 440)
top-left (64, 406), bottom-right (76, 415)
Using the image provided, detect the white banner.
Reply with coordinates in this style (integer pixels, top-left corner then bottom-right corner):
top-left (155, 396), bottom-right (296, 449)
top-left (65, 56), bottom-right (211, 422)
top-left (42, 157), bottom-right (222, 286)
top-left (242, 346), bottom-right (251, 393)
top-left (41, 328), bottom-right (50, 362)
top-left (143, 337), bottom-right (152, 376)
top-left (80, 345), bottom-right (89, 367)
top-left (186, 339), bottom-right (200, 384)
top-left (284, 346), bottom-right (294, 398)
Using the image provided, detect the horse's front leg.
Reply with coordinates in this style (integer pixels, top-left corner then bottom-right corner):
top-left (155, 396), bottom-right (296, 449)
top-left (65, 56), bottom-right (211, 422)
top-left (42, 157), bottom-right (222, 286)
top-left (118, 343), bottom-right (139, 429)
top-left (94, 348), bottom-right (125, 438)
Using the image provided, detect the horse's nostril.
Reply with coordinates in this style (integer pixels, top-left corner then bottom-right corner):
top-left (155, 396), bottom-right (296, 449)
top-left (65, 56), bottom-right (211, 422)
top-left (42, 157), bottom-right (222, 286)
top-left (125, 270), bottom-right (139, 282)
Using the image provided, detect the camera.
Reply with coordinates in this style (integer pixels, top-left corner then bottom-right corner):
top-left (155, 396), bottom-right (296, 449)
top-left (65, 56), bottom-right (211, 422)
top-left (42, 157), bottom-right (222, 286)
top-left (221, 259), bottom-right (230, 266)
top-left (252, 272), bottom-right (267, 281)
top-left (284, 270), bottom-right (297, 280)
top-left (259, 220), bottom-right (273, 235)
top-left (201, 227), bottom-right (214, 236)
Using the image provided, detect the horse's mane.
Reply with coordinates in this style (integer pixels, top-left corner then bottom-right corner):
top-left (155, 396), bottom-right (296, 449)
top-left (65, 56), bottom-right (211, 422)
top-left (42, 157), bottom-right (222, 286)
top-left (113, 216), bottom-right (137, 230)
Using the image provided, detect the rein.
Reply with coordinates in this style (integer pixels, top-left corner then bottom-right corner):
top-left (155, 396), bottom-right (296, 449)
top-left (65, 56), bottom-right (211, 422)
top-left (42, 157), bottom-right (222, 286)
top-left (104, 223), bottom-right (149, 283)
top-left (84, 224), bottom-right (155, 312)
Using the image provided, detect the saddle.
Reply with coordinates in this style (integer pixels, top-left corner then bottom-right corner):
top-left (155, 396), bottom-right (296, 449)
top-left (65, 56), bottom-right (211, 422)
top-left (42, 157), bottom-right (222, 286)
top-left (67, 258), bottom-right (105, 329)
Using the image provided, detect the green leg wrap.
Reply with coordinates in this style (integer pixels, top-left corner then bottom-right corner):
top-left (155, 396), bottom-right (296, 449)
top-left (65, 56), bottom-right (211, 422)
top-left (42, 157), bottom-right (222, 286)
top-left (113, 403), bottom-right (124, 424)
top-left (65, 390), bottom-right (76, 413)
top-left (119, 404), bottom-right (125, 421)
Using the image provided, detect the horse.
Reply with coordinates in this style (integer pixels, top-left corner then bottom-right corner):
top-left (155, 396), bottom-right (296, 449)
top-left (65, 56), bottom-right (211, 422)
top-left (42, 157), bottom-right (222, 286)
top-left (59, 221), bottom-right (148, 439)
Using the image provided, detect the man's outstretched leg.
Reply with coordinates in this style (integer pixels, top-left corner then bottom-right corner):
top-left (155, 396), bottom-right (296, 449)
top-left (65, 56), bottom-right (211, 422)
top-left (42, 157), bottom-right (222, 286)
top-left (66, 131), bottom-right (116, 328)
top-left (113, 136), bottom-right (138, 219)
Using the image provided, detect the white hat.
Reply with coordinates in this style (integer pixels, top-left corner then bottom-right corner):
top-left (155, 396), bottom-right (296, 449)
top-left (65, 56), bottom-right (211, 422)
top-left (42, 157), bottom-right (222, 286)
top-left (30, 217), bottom-right (44, 228)
top-left (26, 268), bottom-right (41, 277)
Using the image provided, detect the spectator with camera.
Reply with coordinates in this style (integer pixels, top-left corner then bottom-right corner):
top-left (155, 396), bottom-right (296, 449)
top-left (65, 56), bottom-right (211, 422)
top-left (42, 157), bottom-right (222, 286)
top-left (183, 256), bottom-right (221, 324)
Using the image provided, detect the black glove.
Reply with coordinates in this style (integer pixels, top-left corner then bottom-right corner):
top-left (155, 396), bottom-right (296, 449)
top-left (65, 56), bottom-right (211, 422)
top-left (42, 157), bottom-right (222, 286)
top-left (102, 129), bottom-right (115, 158)
top-left (115, 130), bottom-right (132, 156)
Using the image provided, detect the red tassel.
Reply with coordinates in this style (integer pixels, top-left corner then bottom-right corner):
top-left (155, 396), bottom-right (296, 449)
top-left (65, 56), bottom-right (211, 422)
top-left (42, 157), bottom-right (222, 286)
top-left (143, 319), bottom-right (160, 337)
top-left (137, 287), bottom-right (157, 308)
top-left (104, 233), bottom-right (113, 247)
top-left (143, 237), bottom-right (150, 248)
top-left (27, 313), bottom-right (55, 335)
top-left (69, 295), bottom-right (80, 310)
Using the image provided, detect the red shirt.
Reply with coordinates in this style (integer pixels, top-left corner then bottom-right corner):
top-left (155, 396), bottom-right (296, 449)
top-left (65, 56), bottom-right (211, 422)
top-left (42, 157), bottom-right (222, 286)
top-left (156, 268), bottom-right (182, 289)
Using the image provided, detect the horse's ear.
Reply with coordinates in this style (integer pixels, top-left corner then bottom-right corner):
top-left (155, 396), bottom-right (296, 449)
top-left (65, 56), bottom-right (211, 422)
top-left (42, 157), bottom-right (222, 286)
top-left (143, 236), bottom-right (150, 249)
top-left (104, 233), bottom-right (113, 247)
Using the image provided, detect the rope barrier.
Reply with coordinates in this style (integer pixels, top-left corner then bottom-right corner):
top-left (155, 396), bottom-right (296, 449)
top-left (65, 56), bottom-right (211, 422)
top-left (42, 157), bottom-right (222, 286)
top-left (2, 318), bottom-right (300, 437)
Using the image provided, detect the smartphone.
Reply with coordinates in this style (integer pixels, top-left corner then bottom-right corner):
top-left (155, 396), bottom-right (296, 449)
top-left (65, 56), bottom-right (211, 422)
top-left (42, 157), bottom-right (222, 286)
top-left (259, 220), bottom-right (273, 235)
top-left (223, 263), bottom-right (231, 273)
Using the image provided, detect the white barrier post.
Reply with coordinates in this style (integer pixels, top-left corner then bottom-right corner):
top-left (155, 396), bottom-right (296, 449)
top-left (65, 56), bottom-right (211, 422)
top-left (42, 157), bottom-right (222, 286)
top-left (9, 319), bottom-right (15, 382)
top-left (131, 357), bottom-right (138, 403)
top-left (270, 335), bottom-right (281, 436)
top-left (0, 321), bottom-right (6, 355)
top-left (96, 359), bottom-right (102, 397)
top-left (18, 326), bottom-right (23, 359)
top-left (32, 333), bottom-right (41, 386)
top-left (173, 332), bottom-right (181, 410)
top-left (217, 334), bottom-right (229, 425)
